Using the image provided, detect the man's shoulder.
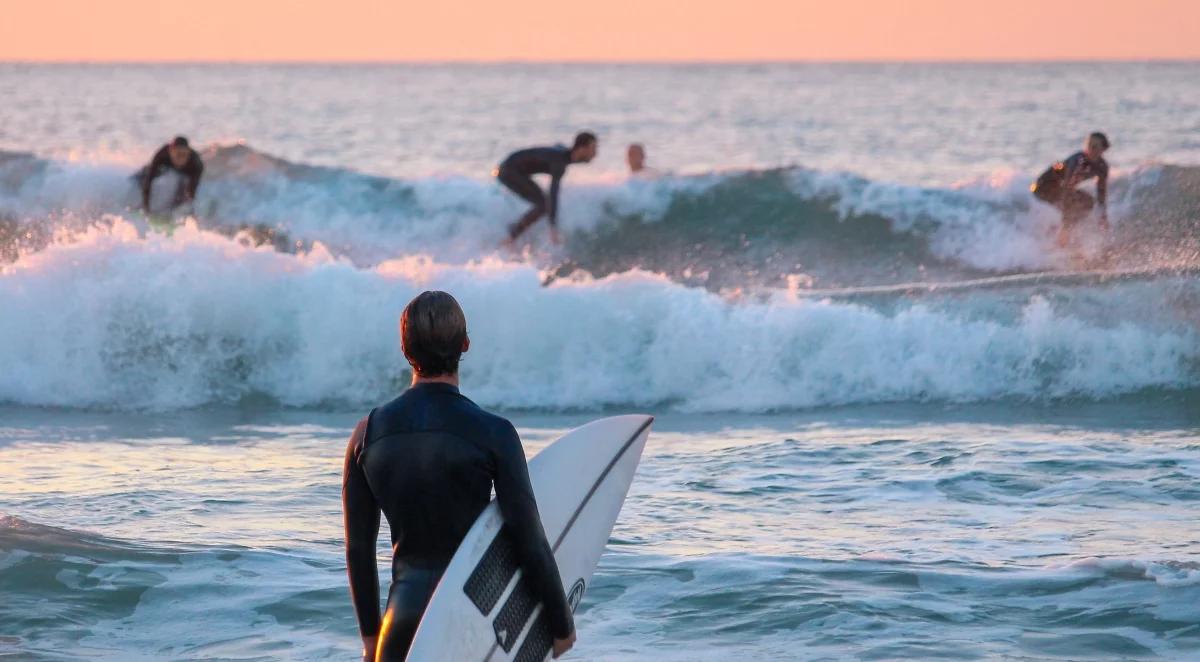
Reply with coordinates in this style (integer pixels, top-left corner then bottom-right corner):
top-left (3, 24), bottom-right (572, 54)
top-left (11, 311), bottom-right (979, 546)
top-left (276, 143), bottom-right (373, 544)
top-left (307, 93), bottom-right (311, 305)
top-left (380, 387), bottom-right (514, 438)
top-left (456, 396), bottom-right (517, 439)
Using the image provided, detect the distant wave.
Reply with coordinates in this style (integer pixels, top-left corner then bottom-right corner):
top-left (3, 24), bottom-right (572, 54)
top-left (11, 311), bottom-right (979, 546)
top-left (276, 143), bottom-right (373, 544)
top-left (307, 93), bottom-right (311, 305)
top-left (2, 144), bottom-right (1199, 289)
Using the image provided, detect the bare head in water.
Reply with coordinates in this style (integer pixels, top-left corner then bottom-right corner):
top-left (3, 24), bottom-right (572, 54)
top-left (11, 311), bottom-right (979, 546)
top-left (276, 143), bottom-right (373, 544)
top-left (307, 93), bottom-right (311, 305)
top-left (627, 143), bottom-right (646, 173)
top-left (400, 291), bottom-right (470, 379)
top-left (168, 136), bottom-right (193, 168)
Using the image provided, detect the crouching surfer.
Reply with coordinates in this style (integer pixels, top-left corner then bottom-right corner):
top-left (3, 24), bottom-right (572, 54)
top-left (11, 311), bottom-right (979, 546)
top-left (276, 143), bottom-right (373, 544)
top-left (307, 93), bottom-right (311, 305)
top-left (1032, 132), bottom-right (1110, 248)
top-left (342, 291), bottom-right (576, 661)
top-left (133, 136), bottom-right (204, 231)
top-left (496, 132), bottom-right (598, 246)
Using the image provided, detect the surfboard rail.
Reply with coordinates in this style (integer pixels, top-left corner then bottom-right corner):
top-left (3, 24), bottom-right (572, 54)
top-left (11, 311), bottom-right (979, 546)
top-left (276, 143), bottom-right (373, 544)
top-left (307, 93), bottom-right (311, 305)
top-left (405, 414), bottom-right (654, 662)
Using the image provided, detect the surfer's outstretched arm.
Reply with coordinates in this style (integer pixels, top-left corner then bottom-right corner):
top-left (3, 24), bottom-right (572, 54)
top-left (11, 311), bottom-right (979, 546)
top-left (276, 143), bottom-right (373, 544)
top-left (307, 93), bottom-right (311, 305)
top-left (141, 178), bottom-right (153, 211)
top-left (492, 421), bottom-right (576, 642)
top-left (141, 146), bottom-right (169, 210)
top-left (343, 417), bottom-right (382, 656)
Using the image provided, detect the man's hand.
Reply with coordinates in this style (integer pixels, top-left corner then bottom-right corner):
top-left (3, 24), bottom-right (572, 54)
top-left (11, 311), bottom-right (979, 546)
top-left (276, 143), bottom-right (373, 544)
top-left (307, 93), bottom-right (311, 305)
top-left (360, 635), bottom-right (378, 662)
top-left (552, 629), bottom-right (576, 659)
top-left (549, 226), bottom-right (563, 245)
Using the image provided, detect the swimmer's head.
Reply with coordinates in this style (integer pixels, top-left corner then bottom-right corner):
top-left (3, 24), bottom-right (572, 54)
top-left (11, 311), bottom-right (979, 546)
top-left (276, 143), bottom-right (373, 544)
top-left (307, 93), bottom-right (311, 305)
top-left (1085, 132), bottom-right (1110, 158)
top-left (168, 136), bottom-right (192, 168)
top-left (401, 291), bottom-right (470, 378)
top-left (571, 131), bottom-right (598, 163)
top-left (627, 143), bottom-right (645, 173)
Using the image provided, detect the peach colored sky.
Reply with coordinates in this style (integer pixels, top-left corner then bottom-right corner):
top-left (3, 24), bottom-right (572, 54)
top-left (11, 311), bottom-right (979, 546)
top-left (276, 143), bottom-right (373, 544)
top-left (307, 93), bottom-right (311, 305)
top-left (3, 0), bottom-right (1198, 62)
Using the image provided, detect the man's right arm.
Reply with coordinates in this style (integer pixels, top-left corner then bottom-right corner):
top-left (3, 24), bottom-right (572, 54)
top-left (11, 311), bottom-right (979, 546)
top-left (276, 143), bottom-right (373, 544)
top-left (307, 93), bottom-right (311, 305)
top-left (141, 147), bottom-right (167, 211)
top-left (546, 169), bottom-right (562, 227)
top-left (342, 417), bottom-right (382, 657)
top-left (492, 421), bottom-right (576, 645)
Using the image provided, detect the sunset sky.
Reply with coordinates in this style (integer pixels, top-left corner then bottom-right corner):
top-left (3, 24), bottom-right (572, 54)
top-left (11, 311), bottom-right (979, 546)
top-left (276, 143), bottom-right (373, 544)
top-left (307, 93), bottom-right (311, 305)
top-left (3, 0), bottom-right (1198, 62)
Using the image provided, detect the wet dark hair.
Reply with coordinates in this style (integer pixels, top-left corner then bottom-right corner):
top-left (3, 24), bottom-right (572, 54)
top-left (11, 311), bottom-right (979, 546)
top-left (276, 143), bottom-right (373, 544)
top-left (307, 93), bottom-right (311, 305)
top-left (401, 291), bottom-right (467, 377)
top-left (172, 136), bottom-right (190, 148)
top-left (1089, 132), bottom-right (1110, 150)
top-left (573, 132), bottom-right (597, 150)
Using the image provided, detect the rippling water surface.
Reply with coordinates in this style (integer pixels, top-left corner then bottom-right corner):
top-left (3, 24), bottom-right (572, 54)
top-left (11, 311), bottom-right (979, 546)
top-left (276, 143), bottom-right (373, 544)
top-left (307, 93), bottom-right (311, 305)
top-left (1, 63), bottom-right (1198, 659)
top-left (2, 402), bottom-right (1198, 660)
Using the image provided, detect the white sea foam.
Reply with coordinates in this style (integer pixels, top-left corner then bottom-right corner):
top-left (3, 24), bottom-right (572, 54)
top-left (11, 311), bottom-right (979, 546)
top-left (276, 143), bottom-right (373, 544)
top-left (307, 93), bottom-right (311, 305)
top-left (1, 219), bottom-right (1195, 410)
top-left (5, 147), bottom-right (1187, 275)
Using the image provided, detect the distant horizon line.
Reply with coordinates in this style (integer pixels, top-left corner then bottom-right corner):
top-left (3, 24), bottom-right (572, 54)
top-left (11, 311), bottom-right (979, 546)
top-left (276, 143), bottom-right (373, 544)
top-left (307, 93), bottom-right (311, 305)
top-left (2, 57), bottom-right (1198, 66)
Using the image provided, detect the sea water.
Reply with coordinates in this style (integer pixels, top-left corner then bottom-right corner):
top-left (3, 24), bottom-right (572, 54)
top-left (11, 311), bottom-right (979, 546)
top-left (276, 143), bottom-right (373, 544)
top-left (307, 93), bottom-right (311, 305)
top-left (1, 63), bottom-right (1198, 660)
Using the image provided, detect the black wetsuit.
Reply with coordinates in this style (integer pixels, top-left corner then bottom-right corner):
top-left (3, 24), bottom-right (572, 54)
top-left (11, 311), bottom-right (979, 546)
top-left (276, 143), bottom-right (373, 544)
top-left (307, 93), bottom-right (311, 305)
top-left (1032, 151), bottom-right (1109, 226)
top-left (137, 145), bottom-right (204, 211)
top-left (497, 146), bottom-right (573, 239)
top-left (342, 382), bottom-right (573, 661)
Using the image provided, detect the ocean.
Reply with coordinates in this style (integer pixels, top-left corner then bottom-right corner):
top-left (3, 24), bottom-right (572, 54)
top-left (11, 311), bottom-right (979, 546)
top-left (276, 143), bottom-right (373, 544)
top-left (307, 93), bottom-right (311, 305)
top-left (0, 62), bottom-right (1198, 660)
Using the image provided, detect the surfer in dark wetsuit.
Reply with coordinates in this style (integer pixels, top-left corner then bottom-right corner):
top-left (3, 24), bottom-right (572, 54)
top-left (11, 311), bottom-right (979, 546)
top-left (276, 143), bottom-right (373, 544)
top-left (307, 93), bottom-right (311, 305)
top-left (136, 136), bottom-right (204, 213)
top-left (1032, 132), bottom-right (1110, 247)
top-left (342, 291), bottom-right (576, 662)
top-left (496, 132), bottom-right (598, 245)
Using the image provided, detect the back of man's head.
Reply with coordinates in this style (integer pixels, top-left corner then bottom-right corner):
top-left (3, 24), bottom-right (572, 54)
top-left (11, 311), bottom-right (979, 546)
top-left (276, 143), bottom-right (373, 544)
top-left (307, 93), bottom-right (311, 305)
top-left (401, 291), bottom-right (468, 377)
top-left (172, 136), bottom-right (190, 149)
top-left (1089, 131), bottom-right (1110, 151)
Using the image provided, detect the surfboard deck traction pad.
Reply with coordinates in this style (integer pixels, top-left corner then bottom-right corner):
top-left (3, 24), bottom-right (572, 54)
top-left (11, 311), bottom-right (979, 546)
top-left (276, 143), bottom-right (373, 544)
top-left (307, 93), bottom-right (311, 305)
top-left (493, 577), bottom-right (538, 652)
top-left (463, 525), bottom-right (520, 616)
top-left (463, 527), bottom-right (551, 657)
top-left (513, 611), bottom-right (554, 662)
top-left (455, 417), bottom-right (652, 660)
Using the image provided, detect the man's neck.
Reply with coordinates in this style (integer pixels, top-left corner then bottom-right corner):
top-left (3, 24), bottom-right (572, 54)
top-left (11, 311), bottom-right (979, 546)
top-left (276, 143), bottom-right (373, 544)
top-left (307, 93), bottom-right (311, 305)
top-left (412, 373), bottom-right (460, 388)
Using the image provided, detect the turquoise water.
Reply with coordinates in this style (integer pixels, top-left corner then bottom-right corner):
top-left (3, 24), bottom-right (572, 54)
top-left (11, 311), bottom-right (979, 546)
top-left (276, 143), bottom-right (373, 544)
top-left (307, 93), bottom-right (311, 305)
top-left (2, 400), bottom-right (1198, 660)
top-left (1, 63), bottom-right (1199, 659)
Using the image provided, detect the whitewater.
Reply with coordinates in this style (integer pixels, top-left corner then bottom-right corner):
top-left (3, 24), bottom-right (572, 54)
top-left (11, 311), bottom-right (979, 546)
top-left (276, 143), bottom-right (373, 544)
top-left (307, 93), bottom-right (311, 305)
top-left (2, 142), bottom-right (1197, 411)
top-left (1, 63), bottom-right (1198, 660)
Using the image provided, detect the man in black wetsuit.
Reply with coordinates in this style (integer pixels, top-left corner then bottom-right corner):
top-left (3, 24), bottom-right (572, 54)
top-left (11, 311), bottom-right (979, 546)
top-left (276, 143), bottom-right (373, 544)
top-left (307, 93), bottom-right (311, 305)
top-left (1032, 132), bottom-right (1110, 247)
top-left (342, 291), bottom-right (576, 661)
top-left (136, 136), bottom-right (204, 213)
top-left (496, 132), bottom-right (598, 245)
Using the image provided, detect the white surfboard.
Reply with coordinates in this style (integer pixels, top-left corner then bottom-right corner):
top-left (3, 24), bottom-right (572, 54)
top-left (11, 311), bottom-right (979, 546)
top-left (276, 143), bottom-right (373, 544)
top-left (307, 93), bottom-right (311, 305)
top-left (405, 414), bottom-right (653, 662)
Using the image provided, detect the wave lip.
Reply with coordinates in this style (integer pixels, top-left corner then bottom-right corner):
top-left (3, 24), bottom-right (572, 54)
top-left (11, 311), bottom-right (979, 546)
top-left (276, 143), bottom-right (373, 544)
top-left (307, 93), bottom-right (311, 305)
top-left (3, 145), bottom-right (1199, 290)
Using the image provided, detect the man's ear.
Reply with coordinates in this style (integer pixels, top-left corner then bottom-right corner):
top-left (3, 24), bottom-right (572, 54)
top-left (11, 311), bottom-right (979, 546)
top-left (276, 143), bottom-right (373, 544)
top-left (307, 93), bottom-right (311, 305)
top-left (462, 335), bottom-right (470, 353)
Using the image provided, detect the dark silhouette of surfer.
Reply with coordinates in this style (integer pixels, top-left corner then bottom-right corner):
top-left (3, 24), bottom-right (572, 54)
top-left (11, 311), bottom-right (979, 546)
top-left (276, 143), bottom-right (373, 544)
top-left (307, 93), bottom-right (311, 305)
top-left (135, 136), bottom-right (204, 213)
top-left (496, 132), bottom-right (597, 245)
top-left (1032, 132), bottom-right (1110, 247)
